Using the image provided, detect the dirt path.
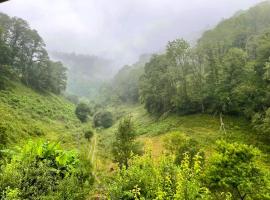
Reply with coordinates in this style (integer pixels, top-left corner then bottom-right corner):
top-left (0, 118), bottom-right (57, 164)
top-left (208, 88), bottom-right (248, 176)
top-left (88, 133), bottom-right (97, 167)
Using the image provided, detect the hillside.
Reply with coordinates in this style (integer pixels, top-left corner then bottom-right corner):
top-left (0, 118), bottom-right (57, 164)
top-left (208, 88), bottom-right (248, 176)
top-left (1, 1), bottom-right (270, 199)
top-left (198, 1), bottom-right (270, 49)
top-left (96, 105), bottom-right (270, 169)
top-left (0, 81), bottom-right (90, 151)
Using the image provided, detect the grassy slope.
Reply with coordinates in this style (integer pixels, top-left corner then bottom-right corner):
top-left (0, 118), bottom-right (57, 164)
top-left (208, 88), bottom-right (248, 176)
top-left (0, 82), bottom-right (91, 154)
top-left (96, 105), bottom-right (270, 173)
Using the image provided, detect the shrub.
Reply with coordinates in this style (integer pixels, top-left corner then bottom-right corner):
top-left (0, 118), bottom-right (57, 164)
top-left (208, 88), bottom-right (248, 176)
top-left (0, 141), bottom-right (93, 199)
top-left (75, 102), bottom-right (91, 122)
top-left (84, 130), bottom-right (94, 141)
top-left (93, 111), bottom-right (113, 128)
top-left (206, 140), bottom-right (269, 200)
top-left (164, 132), bottom-right (205, 166)
top-left (108, 150), bottom-right (212, 199)
top-left (112, 117), bottom-right (143, 169)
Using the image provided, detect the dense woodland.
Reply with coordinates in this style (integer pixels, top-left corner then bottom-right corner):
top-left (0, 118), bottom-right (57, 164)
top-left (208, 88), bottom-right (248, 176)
top-left (0, 13), bottom-right (67, 94)
top-left (0, 1), bottom-right (270, 200)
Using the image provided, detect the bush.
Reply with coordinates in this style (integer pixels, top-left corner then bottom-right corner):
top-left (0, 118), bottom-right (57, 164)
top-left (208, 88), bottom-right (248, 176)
top-left (84, 130), bottom-right (94, 141)
top-left (206, 140), bottom-right (269, 200)
top-left (164, 132), bottom-right (205, 166)
top-left (112, 117), bottom-right (143, 169)
top-left (108, 150), bottom-right (212, 199)
top-left (75, 102), bottom-right (91, 122)
top-left (0, 141), bottom-right (93, 199)
top-left (93, 111), bottom-right (113, 128)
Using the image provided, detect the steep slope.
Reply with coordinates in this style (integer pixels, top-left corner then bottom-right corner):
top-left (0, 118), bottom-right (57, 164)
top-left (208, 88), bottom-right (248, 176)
top-left (198, 1), bottom-right (270, 49)
top-left (0, 82), bottom-right (91, 151)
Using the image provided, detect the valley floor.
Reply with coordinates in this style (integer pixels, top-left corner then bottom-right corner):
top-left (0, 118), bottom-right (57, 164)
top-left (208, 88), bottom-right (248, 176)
top-left (94, 105), bottom-right (270, 182)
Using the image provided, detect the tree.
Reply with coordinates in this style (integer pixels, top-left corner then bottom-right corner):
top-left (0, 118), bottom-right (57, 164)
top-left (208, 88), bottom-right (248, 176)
top-left (166, 39), bottom-right (191, 107)
top-left (139, 54), bottom-right (173, 114)
top-left (207, 140), bottom-right (269, 200)
top-left (93, 111), bottom-right (113, 128)
top-left (215, 48), bottom-right (248, 114)
top-left (112, 117), bottom-right (142, 169)
top-left (75, 102), bottom-right (91, 123)
top-left (0, 13), bottom-right (67, 94)
top-left (84, 130), bottom-right (94, 141)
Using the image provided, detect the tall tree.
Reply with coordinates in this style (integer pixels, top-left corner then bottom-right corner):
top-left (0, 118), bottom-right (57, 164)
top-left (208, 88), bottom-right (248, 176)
top-left (112, 117), bottom-right (142, 169)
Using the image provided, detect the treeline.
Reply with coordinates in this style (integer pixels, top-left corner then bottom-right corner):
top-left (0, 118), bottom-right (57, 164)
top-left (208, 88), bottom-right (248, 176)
top-left (0, 13), bottom-right (66, 94)
top-left (99, 54), bottom-right (151, 104)
top-left (138, 2), bottom-right (270, 135)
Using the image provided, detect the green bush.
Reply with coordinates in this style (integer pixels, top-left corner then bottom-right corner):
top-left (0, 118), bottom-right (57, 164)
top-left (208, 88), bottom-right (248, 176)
top-left (112, 117), bottom-right (143, 169)
top-left (206, 140), bottom-right (269, 200)
top-left (108, 151), bottom-right (212, 199)
top-left (0, 141), bottom-right (93, 199)
top-left (75, 102), bottom-right (91, 122)
top-left (93, 111), bottom-right (113, 128)
top-left (164, 132), bottom-right (205, 166)
top-left (84, 130), bottom-right (94, 141)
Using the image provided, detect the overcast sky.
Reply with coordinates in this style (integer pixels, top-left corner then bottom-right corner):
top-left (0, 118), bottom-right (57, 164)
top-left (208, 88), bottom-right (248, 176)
top-left (0, 0), bottom-right (264, 65)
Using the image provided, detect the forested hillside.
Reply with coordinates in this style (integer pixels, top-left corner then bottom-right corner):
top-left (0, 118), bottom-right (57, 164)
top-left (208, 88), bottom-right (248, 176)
top-left (95, 2), bottom-right (270, 199)
top-left (0, 1), bottom-right (270, 200)
top-left (0, 13), bottom-right (93, 199)
top-left (138, 1), bottom-right (270, 137)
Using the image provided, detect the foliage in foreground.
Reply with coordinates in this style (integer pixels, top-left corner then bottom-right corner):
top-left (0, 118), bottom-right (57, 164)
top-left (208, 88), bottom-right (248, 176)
top-left (207, 141), bottom-right (270, 200)
top-left (107, 141), bottom-right (269, 200)
top-left (108, 150), bottom-right (213, 200)
top-left (0, 141), bottom-right (93, 200)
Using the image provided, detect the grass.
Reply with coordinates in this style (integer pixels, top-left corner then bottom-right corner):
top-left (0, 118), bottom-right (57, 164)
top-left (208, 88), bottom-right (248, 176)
top-left (96, 104), bottom-right (270, 171)
top-left (0, 82), bottom-right (92, 154)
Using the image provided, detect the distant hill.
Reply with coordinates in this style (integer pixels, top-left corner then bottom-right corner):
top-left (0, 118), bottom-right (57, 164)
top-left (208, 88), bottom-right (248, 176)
top-left (50, 52), bottom-right (115, 98)
top-left (198, 1), bottom-right (270, 49)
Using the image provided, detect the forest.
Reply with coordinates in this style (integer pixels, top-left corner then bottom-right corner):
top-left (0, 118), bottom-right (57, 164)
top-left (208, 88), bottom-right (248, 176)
top-left (0, 1), bottom-right (270, 200)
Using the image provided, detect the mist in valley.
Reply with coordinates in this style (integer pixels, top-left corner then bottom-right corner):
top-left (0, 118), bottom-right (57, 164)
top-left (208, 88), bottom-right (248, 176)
top-left (1, 1), bottom-right (270, 199)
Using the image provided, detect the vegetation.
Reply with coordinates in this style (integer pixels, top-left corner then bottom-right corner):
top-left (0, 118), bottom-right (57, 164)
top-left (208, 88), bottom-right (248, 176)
top-left (206, 141), bottom-right (269, 200)
top-left (93, 110), bottom-right (113, 128)
top-left (84, 130), bottom-right (94, 141)
top-left (0, 13), bottom-right (67, 94)
top-left (112, 117), bottom-right (142, 169)
top-left (108, 151), bottom-right (211, 200)
top-left (0, 82), bottom-right (94, 198)
top-left (75, 102), bottom-right (91, 123)
top-left (0, 141), bottom-right (93, 200)
top-left (139, 2), bottom-right (270, 139)
top-left (1, 1), bottom-right (270, 199)
top-left (164, 132), bottom-right (204, 166)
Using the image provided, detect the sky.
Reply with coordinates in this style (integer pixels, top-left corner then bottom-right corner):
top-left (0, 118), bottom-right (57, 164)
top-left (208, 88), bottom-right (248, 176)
top-left (0, 0), bottom-right (264, 66)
